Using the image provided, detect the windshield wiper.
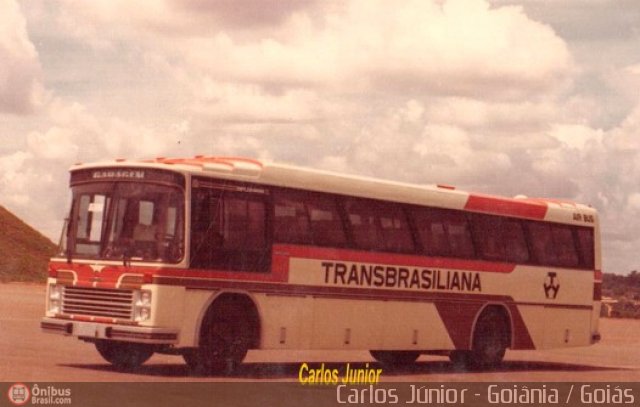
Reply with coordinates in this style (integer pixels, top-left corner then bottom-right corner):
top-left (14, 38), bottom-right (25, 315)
top-left (123, 246), bottom-right (132, 268)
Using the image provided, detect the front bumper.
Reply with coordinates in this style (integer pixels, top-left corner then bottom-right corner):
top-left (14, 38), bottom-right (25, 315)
top-left (41, 317), bottom-right (179, 345)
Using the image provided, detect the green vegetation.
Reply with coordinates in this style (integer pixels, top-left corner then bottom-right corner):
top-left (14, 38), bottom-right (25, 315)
top-left (0, 205), bottom-right (56, 282)
top-left (602, 271), bottom-right (640, 318)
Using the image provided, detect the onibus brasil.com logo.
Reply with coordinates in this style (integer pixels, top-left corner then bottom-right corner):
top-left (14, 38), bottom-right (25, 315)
top-left (7, 383), bottom-right (71, 405)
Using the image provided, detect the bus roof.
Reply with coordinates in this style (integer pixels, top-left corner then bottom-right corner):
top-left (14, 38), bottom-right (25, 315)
top-left (71, 155), bottom-right (597, 225)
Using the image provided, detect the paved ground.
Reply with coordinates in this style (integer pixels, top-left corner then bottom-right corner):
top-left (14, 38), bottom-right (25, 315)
top-left (2, 283), bottom-right (638, 382)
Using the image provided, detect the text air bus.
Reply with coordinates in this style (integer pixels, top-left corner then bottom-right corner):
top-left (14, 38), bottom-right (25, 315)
top-left (41, 156), bottom-right (601, 373)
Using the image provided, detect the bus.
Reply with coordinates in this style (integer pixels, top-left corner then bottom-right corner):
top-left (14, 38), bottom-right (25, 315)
top-left (41, 156), bottom-right (601, 373)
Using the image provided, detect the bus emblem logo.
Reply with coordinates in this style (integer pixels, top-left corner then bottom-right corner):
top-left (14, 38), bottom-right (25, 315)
top-left (544, 272), bottom-right (560, 299)
top-left (90, 265), bottom-right (106, 274)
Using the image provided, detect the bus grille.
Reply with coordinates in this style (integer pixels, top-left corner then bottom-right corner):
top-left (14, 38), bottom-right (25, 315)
top-left (62, 286), bottom-right (134, 320)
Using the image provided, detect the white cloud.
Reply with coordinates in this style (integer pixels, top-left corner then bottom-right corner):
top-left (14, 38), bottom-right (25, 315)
top-left (423, 97), bottom-right (558, 131)
top-left (169, 0), bottom-right (572, 101)
top-left (26, 127), bottom-right (80, 161)
top-left (194, 80), bottom-right (322, 123)
top-left (0, 0), bottom-right (45, 114)
top-left (53, 0), bottom-right (572, 99)
top-left (548, 124), bottom-right (604, 150)
top-left (626, 193), bottom-right (640, 212)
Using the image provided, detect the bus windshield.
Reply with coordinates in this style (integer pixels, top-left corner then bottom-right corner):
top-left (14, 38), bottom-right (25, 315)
top-left (65, 182), bottom-right (185, 263)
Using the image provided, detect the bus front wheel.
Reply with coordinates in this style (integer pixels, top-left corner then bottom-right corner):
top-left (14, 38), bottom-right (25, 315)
top-left (95, 340), bottom-right (154, 370)
top-left (185, 301), bottom-right (252, 375)
top-left (370, 350), bottom-right (420, 367)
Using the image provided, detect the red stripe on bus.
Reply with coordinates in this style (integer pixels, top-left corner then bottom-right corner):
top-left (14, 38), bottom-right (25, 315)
top-left (152, 262), bottom-right (289, 283)
top-left (465, 194), bottom-right (548, 220)
top-left (275, 244), bottom-right (517, 273)
top-left (435, 302), bottom-right (536, 350)
top-left (507, 303), bottom-right (536, 349)
top-left (49, 261), bottom-right (290, 287)
top-left (434, 302), bottom-right (482, 350)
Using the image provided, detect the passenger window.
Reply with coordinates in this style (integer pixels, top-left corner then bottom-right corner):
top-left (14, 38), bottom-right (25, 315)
top-left (273, 193), bottom-right (312, 244)
top-left (343, 198), bottom-right (414, 252)
top-left (471, 215), bottom-right (506, 262)
top-left (306, 196), bottom-right (347, 247)
top-left (223, 198), bottom-right (266, 250)
top-left (503, 219), bottom-right (529, 263)
top-left (527, 223), bottom-right (557, 266)
top-left (411, 208), bottom-right (475, 258)
top-left (378, 206), bottom-right (414, 253)
top-left (470, 215), bottom-right (529, 263)
top-left (190, 186), bottom-right (268, 272)
top-left (552, 226), bottom-right (579, 267)
top-left (527, 222), bottom-right (580, 268)
top-left (412, 208), bottom-right (449, 256)
top-left (576, 228), bottom-right (595, 269)
top-left (344, 198), bottom-right (385, 251)
top-left (273, 191), bottom-right (347, 247)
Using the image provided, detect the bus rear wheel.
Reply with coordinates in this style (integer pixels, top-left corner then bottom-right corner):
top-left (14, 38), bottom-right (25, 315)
top-left (185, 302), bottom-right (252, 375)
top-left (95, 340), bottom-right (154, 370)
top-left (370, 351), bottom-right (420, 367)
top-left (449, 308), bottom-right (509, 369)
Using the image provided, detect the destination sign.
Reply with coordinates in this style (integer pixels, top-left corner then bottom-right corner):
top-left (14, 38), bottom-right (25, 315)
top-left (70, 167), bottom-right (185, 187)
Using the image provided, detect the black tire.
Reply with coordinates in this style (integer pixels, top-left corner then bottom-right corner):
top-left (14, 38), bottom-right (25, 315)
top-left (471, 309), bottom-right (509, 367)
top-left (450, 308), bottom-right (509, 370)
top-left (185, 301), bottom-right (251, 375)
top-left (369, 351), bottom-right (420, 367)
top-left (448, 350), bottom-right (472, 370)
top-left (95, 340), bottom-right (154, 370)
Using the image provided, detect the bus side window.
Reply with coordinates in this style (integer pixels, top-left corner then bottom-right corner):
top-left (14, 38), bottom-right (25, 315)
top-left (219, 195), bottom-right (268, 272)
top-left (526, 222), bottom-right (556, 266)
top-left (411, 207), bottom-right (451, 256)
top-left (342, 198), bottom-right (413, 253)
top-left (190, 189), bottom-right (222, 268)
top-left (447, 217), bottom-right (476, 259)
top-left (190, 187), bottom-right (269, 272)
top-left (470, 214), bottom-right (506, 262)
top-left (576, 227), bottom-right (595, 269)
top-left (467, 214), bottom-right (529, 263)
top-left (273, 190), bottom-right (347, 248)
top-left (503, 219), bottom-right (529, 263)
top-left (273, 191), bottom-right (313, 244)
top-left (377, 204), bottom-right (414, 253)
top-left (344, 198), bottom-right (385, 251)
top-left (306, 195), bottom-right (347, 247)
top-left (223, 197), bottom-right (266, 249)
top-left (551, 225), bottom-right (579, 268)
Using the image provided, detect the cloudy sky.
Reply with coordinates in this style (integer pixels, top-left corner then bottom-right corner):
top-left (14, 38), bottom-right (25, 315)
top-left (1, 0), bottom-right (639, 274)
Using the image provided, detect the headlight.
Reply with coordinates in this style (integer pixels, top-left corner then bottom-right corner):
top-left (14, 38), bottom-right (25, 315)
top-left (48, 284), bottom-right (62, 314)
top-left (138, 290), bottom-right (151, 306)
top-left (133, 290), bottom-right (152, 322)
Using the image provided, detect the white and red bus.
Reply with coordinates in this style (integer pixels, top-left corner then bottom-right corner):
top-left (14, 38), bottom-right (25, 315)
top-left (41, 156), bottom-right (601, 373)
